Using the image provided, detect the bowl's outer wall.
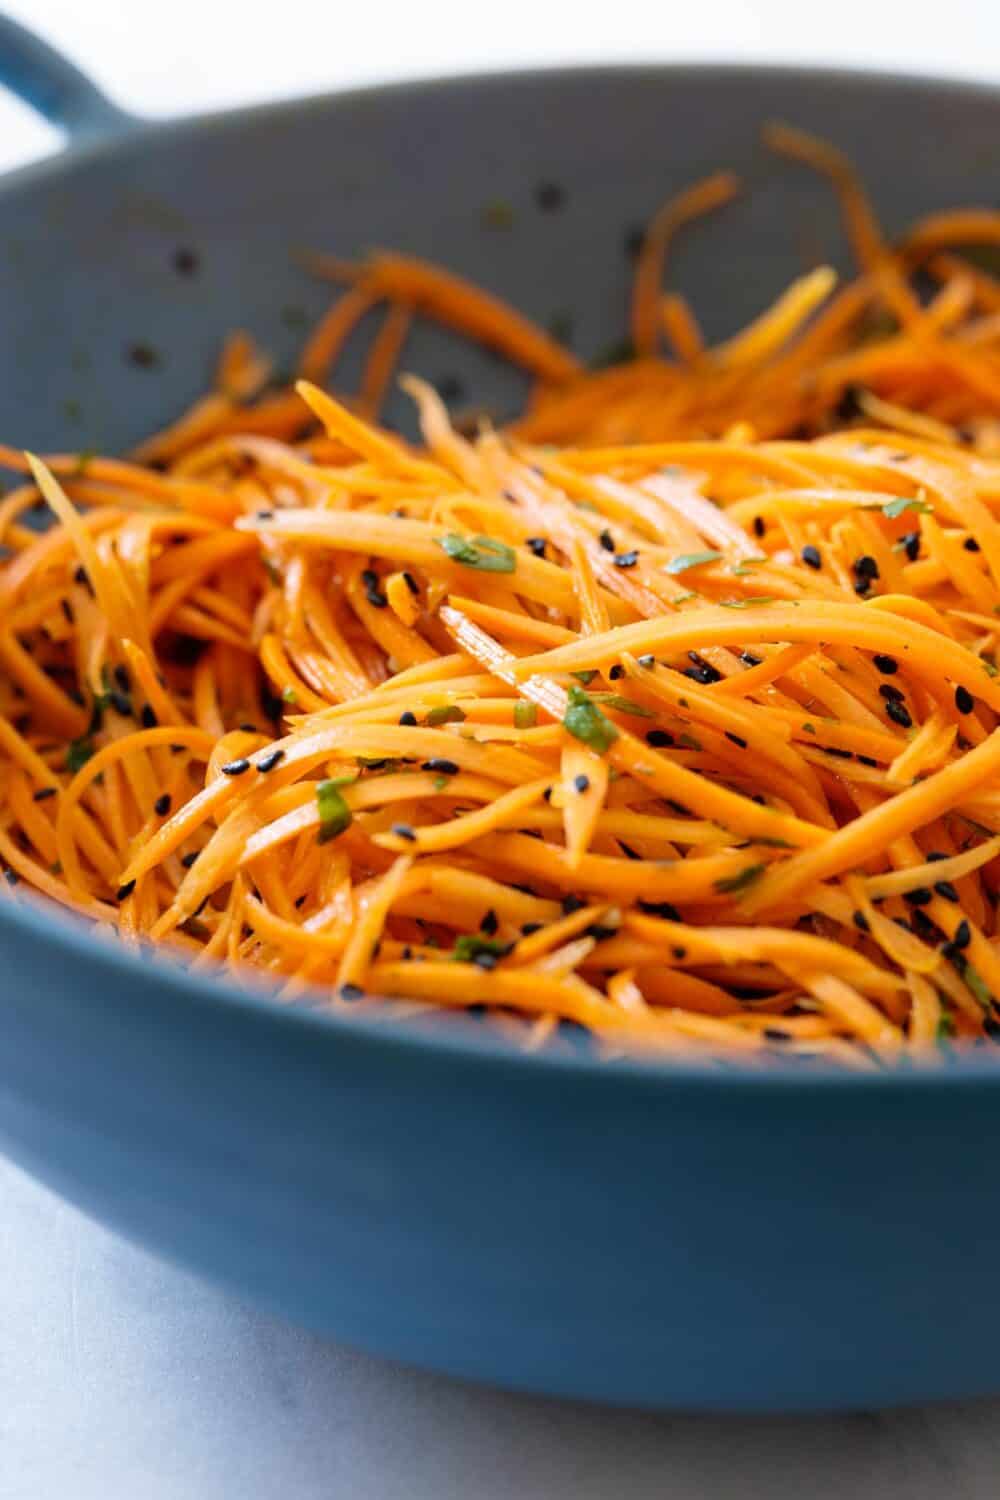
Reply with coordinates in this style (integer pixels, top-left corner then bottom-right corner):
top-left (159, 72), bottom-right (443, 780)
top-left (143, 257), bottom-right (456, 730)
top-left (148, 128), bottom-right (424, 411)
top-left (3, 67), bottom-right (1000, 1409)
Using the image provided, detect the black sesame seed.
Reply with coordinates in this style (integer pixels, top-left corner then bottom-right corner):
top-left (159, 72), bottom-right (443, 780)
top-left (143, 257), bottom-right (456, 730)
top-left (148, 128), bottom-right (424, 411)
top-left (140, 704), bottom-right (158, 728)
top-left (964, 536), bottom-right (981, 552)
top-left (637, 900), bottom-right (681, 920)
top-left (836, 384), bottom-right (863, 421)
top-left (637, 654), bottom-right (655, 669)
top-left (525, 536), bottom-right (547, 558)
top-left (535, 181), bottom-right (566, 212)
top-left (879, 683), bottom-right (905, 703)
top-left (598, 529), bottom-right (615, 552)
top-left (32, 786), bottom-right (57, 802)
top-left (573, 773), bottom-right (591, 793)
top-left (221, 758), bottom-right (251, 776)
top-left (764, 1027), bottom-right (792, 1043)
top-left (392, 823), bottom-right (417, 842)
top-left (954, 919), bottom-right (972, 950)
top-left (901, 531), bottom-right (920, 562)
top-left (955, 685), bottom-right (975, 715)
top-left (858, 754), bottom-right (878, 767)
top-left (753, 516), bottom-right (765, 538)
top-left (402, 571), bottom-right (420, 596)
top-left (645, 729), bottom-right (673, 748)
top-left (172, 246), bottom-right (199, 276)
top-left (399, 712), bottom-right (417, 726)
top-left (822, 745), bottom-right (853, 759)
top-left (873, 654), bottom-right (898, 675)
top-left (671, 945), bottom-right (687, 960)
top-left (904, 887), bottom-right (933, 906)
top-left (614, 549), bottom-right (639, 569)
top-left (562, 894), bottom-right (585, 915)
top-left (154, 794), bottom-right (172, 817)
top-left (113, 664), bottom-right (130, 693)
top-left (422, 758), bottom-right (459, 775)
top-left (116, 880), bottom-right (136, 901)
top-left (853, 910), bottom-right (870, 932)
top-left (725, 732), bottom-right (748, 749)
top-left (126, 342), bottom-right (160, 370)
top-left (340, 983), bottom-right (364, 1002)
top-left (623, 225), bottom-right (646, 263)
top-left (180, 852), bottom-right (199, 869)
top-left (935, 881), bottom-right (960, 903)
top-left (886, 700), bottom-right (913, 729)
top-left (925, 851), bottom-right (948, 862)
top-left (480, 908), bottom-right (499, 936)
top-left (740, 652), bottom-right (762, 667)
top-left (255, 509), bottom-right (274, 521)
top-left (609, 664), bottom-right (624, 681)
top-left (801, 544), bottom-right (822, 570)
top-left (618, 841), bottom-right (641, 861)
top-left (521, 922), bottom-right (543, 936)
top-left (435, 373), bottom-right (465, 403)
top-left (257, 749), bottom-right (285, 773)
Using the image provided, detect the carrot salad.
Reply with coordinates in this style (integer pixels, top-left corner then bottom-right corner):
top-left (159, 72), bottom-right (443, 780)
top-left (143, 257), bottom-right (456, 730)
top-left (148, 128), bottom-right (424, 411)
top-left (6, 125), bottom-right (1000, 1065)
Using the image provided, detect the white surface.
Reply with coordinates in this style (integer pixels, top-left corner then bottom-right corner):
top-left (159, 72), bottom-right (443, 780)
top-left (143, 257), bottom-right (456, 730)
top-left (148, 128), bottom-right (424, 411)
top-left (5, 4), bottom-right (1000, 1495)
top-left (5, 1156), bottom-right (1000, 1500)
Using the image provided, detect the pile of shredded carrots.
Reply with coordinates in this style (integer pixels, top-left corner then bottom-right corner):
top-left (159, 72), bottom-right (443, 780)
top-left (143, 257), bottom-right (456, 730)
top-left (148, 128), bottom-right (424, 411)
top-left (8, 125), bottom-right (1000, 1064)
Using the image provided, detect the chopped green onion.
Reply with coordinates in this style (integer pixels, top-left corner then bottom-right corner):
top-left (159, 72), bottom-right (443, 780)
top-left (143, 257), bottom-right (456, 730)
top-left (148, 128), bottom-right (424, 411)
top-left (425, 704), bottom-right (467, 727)
top-left (436, 533), bottom-right (516, 574)
top-left (718, 596), bottom-right (776, 609)
top-left (282, 685), bottom-right (298, 704)
top-left (316, 779), bottom-right (352, 844)
top-left (562, 686), bottom-right (619, 754)
top-left (570, 670), bottom-right (597, 685)
top-left (513, 701), bottom-right (537, 729)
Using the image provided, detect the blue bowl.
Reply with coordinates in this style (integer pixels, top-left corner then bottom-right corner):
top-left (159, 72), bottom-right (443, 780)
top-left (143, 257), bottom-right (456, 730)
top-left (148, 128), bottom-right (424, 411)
top-left (2, 17), bottom-right (1000, 1410)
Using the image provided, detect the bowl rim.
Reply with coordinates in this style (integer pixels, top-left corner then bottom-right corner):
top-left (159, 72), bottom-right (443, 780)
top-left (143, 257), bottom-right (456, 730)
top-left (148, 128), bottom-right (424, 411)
top-left (5, 57), bottom-right (1000, 1088)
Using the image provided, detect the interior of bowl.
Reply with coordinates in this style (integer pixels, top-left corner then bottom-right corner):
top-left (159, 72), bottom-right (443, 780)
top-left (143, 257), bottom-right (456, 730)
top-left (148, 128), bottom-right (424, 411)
top-left (5, 61), bottom-right (1000, 1076)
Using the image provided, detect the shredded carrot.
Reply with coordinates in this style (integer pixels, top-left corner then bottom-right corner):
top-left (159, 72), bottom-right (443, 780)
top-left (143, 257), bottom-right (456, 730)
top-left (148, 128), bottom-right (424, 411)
top-left (9, 126), bottom-right (1000, 1064)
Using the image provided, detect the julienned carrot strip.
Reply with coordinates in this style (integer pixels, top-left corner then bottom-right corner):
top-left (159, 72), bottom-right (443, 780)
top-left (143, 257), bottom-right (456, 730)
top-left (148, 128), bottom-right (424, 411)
top-left (7, 135), bottom-right (1000, 1061)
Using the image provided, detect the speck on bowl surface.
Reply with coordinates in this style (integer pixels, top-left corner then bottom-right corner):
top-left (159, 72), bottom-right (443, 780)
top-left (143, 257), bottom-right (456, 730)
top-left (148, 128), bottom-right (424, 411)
top-left (2, 40), bottom-right (1000, 1409)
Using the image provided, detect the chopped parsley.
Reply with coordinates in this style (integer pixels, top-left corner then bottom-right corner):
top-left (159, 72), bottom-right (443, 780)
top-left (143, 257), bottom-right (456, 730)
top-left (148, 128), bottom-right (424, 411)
top-left (665, 550), bottom-right (723, 575)
top-left (436, 533), bottom-right (516, 573)
top-left (562, 686), bottom-right (619, 754)
top-left (316, 779), bottom-right (352, 844)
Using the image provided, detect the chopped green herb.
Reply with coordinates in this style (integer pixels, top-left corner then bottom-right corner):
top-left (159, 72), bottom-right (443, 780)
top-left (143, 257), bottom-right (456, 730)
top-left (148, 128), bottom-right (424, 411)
top-left (718, 596), bottom-right (776, 608)
top-left (436, 533), bottom-right (516, 573)
top-left (571, 670), bottom-right (597, 685)
top-left (731, 556), bottom-right (767, 576)
top-left (963, 962), bottom-right (993, 1013)
top-left (882, 495), bottom-right (933, 519)
top-left (513, 701), bottom-right (537, 730)
top-left (802, 722), bottom-right (817, 734)
top-left (65, 737), bottom-right (95, 772)
top-left (316, 779), bottom-right (352, 844)
top-left (425, 704), bottom-right (467, 727)
top-left (589, 693), bottom-right (655, 718)
top-left (433, 775), bottom-right (449, 791)
top-left (482, 199), bottom-right (514, 230)
top-left (714, 862), bottom-right (766, 895)
top-left (665, 550), bottom-right (722, 575)
top-left (936, 1010), bottom-right (956, 1041)
top-left (453, 934), bottom-right (511, 963)
top-left (562, 686), bottom-right (619, 754)
top-left (282, 685), bottom-right (298, 704)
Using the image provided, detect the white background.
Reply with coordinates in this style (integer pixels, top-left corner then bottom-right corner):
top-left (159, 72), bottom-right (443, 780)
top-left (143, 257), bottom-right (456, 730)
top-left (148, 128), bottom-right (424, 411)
top-left (5, 4), bottom-right (1000, 1496)
top-left (2, 0), bottom-right (1000, 171)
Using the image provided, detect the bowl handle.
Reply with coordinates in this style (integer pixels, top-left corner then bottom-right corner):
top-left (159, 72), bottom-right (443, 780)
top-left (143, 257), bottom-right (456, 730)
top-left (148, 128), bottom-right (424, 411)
top-left (0, 13), bottom-right (135, 140)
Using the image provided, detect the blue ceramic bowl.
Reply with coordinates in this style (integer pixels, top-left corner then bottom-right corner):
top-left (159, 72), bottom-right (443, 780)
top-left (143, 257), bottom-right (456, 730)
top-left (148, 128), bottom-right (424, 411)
top-left (3, 17), bottom-right (1000, 1411)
